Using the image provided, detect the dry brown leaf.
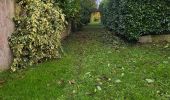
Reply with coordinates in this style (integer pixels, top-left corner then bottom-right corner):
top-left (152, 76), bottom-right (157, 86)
top-left (68, 80), bottom-right (76, 85)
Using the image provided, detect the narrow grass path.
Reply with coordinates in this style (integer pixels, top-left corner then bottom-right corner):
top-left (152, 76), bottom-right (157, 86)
top-left (0, 24), bottom-right (170, 99)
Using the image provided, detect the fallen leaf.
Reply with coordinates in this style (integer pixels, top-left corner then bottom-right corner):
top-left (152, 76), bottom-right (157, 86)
top-left (121, 73), bottom-right (125, 77)
top-left (115, 79), bottom-right (122, 83)
top-left (108, 63), bottom-right (110, 67)
top-left (73, 90), bottom-right (76, 94)
top-left (68, 80), bottom-right (76, 85)
top-left (164, 44), bottom-right (169, 48)
top-left (97, 86), bottom-right (102, 91)
top-left (146, 79), bottom-right (154, 83)
top-left (94, 88), bottom-right (97, 93)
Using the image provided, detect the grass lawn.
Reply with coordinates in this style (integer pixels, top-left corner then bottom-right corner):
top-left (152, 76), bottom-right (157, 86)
top-left (0, 24), bottom-right (170, 100)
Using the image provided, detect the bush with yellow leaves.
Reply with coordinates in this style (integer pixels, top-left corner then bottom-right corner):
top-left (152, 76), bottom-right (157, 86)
top-left (9, 0), bottom-right (65, 71)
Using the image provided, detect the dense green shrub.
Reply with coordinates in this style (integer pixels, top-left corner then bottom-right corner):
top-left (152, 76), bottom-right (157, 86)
top-left (53, 0), bottom-right (81, 32)
top-left (54, 0), bottom-right (81, 20)
top-left (100, 0), bottom-right (170, 40)
top-left (9, 0), bottom-right (65, 71)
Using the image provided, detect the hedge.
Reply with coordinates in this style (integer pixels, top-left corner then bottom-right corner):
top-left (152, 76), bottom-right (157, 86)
top-left (9, 0), bottom-right (65, 71)
top-left (100, 0), bottom-right (170, 40)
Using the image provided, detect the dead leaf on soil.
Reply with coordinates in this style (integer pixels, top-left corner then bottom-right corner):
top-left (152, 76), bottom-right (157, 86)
top-left (68, 80), bottom-right (76, 85)
top-left (145, 79), bottom-right (155, 83)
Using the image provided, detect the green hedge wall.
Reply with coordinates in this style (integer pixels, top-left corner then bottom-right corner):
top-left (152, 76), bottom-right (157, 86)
top-left (100, 0), bottom-right (170, 40)
top-left (9, 0), bottom-right (65, 71)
